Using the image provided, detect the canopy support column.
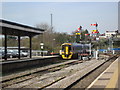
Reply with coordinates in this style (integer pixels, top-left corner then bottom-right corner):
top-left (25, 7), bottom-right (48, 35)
top-left (29, 36), bottom-right (32, 58)
top-left (18, 36), bottom-right (21, 59)
top-left (4, 30), bottom-right (7, 60)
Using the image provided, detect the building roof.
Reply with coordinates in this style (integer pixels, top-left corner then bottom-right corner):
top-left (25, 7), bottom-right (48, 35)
top-left (0, 19), bottom-right (44, 36)
top-left (106, 30), bottom-right (118, 33)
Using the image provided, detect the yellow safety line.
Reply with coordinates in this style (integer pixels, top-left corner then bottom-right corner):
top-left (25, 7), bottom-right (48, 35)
top-left (105, 60), bottom-right (119, 89)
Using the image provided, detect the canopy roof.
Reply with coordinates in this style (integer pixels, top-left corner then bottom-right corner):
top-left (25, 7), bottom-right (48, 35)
top-left (0, 19), bottom-right (44, 36)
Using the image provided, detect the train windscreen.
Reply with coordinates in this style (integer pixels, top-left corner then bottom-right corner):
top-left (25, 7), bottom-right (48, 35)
top-left (62, 45), bottom-right (71, 51)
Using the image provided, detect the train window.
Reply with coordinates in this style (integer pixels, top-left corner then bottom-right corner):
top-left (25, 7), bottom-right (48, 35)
top-left (75, 46), bottom-right (82, 50)
top-left (62, 45), bottom-right (65, 51)
top-left (62, 45), bottom-right (71, 51)
top-left (68, 45), bottom-right (71, 50)
top-left (73, 47), bottom-right (74, 50)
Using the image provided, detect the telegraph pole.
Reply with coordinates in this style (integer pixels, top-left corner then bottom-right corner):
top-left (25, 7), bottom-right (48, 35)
top-left (51, 14), bottom-right (53, 32)
top-left (51, 14), bottom-right (54, 55)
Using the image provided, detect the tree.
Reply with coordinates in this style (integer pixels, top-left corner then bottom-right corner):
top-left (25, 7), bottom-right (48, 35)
top-left (72, 29), bottom-right (90, 43)
top-left (81, 29), bottom-right (89, 40)
top-left (35, 23), bottom-right (74, 53)
top-left (6, 35), bottom-right (18, 47)
top-left (35, 23), bottom-right (55, 52)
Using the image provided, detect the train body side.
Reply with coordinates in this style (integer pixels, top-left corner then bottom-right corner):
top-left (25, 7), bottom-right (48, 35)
top-left (60, 43), bottom-right (91, 59)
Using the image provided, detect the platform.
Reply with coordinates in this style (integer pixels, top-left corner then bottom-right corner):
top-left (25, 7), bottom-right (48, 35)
top-left (87, 56), bottom-right (120, 89)
top-left (0, 55), bottom-right (58, 63)
top-left (0, 55), bottom-right (59, 74)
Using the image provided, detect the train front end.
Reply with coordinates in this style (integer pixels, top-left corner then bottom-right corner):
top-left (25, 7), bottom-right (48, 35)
top-left (60, 43), bottom-right (73, 59)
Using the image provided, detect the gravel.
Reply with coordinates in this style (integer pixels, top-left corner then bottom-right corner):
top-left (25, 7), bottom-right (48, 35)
top-left (68, 57), bottom-right (117, 89)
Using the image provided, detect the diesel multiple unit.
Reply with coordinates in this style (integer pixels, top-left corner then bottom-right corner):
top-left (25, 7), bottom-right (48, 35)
top-left (60, 43), bottom-right (92, 59)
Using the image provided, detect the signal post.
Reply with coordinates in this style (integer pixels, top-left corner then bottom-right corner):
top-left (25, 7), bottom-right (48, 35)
top-left (75, 26), bottom-right (82, 43)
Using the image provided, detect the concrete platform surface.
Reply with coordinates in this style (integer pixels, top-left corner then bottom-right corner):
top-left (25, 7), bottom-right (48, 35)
top-left (87, 56), bottom-right (120, 89)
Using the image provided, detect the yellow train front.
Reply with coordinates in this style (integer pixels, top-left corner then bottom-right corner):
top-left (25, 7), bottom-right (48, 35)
top-left (60, 43), bottom-right (73, 59)
top-left (60, 43), bottom-right (91, 59)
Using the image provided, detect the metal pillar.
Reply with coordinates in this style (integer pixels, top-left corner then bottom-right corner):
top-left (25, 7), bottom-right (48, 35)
top-left (4, 31), bottom-right (7, 60)
top-left (29, 36), bottom-right (32, 58)
top-left (18, 36), bottom-right (21, 59)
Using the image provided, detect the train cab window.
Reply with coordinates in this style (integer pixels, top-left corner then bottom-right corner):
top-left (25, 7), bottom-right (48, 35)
top-left (62, 45), bottom-right (65, 51)
top-left (62, 45), bottom-right (71, 51)
top-left (68, 45), bottom-right (71, 50)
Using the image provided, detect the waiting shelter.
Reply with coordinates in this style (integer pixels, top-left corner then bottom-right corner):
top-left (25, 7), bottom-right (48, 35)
top-left (0, 19), bottom-right (44, 60)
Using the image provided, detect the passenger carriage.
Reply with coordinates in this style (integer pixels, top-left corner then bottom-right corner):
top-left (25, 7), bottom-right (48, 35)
top-left (60, 43), bottom-right (91, 59)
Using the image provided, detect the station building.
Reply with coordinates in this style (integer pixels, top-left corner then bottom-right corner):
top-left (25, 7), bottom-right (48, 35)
top-left (105, 30), bottom-right (119, 38)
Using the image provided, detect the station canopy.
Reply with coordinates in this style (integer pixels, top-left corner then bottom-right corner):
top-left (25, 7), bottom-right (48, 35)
top-left (0, 19), bottom-right (44, 36)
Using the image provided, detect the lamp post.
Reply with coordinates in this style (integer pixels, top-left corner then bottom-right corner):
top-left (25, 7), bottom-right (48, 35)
top-left (52, 38), bottom-right (55, 55)
top-left (40, 43), bottom-right (44, 56)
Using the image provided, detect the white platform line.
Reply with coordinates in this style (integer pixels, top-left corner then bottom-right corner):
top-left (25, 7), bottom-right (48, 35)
top-left (86, 58), bottom-right (118, 89)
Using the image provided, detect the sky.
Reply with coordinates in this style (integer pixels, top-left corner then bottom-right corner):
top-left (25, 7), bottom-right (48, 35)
top-left (2, 2), bottom-right (118, 34)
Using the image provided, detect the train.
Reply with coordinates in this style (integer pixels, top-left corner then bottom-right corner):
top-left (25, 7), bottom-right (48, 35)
top-left (60, 43), bottom-right (92, 59)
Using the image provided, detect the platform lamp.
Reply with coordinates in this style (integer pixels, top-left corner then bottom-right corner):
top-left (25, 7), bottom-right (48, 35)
top-left (40, 42), bottom-right (44, 56)
top-left (51, 38), bottom-right (55, 55)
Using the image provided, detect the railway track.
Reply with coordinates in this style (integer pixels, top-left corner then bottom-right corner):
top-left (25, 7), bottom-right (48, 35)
top-left (1, 59), bottom-right (83, 88)
top-left (66, 55), bottom-right (118, 89)
top-left (44, 54), bottom-right (118, 89)
top-left (1, 54), bottom-right (118, 89)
